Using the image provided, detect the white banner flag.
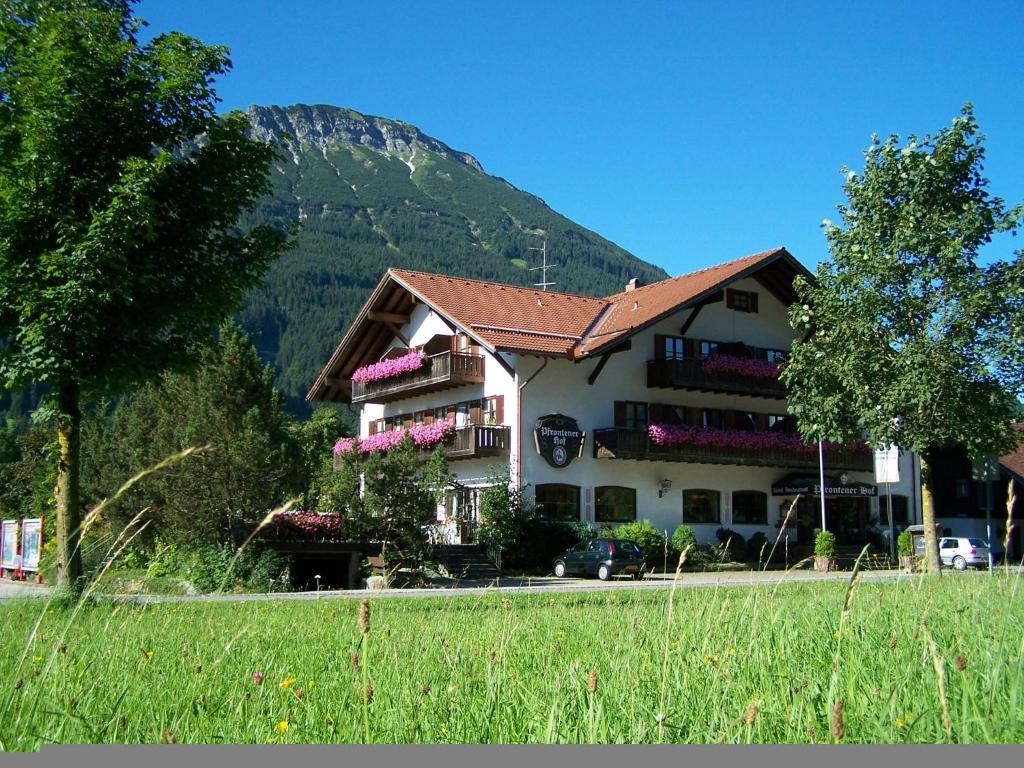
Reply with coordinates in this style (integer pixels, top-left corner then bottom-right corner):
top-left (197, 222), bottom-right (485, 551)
top-left (873, 445), bottom-right (900, 484)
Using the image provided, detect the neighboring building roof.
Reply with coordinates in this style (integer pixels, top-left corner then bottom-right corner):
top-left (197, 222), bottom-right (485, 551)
top-left (307, 246), bottom-right (812, 403)
top-left (998, 425), bottom-right (1024, 483)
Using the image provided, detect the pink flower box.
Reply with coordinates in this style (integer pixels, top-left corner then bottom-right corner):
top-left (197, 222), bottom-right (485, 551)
top-left (350, 351), bottom-right (427, 383)
top-left (700, 354), bottom-right (780, 380)
top-left (647, 423), bottom-right (866, 456)
top-left (333, 420), bottom-right (456, 457)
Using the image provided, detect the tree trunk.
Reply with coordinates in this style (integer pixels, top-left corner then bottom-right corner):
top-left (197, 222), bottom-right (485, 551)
top-left (919, 453), bottom-right (942, 574)
top-left (55, 381), bottom-right (84, 592)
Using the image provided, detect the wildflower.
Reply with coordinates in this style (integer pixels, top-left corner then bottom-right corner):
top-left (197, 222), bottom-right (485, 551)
top-left (32, 655), bottom-right (42, 664)
top-left (954, 653), bottom-right (967, 672)
top-left (358, 599), bottom-right (371, 635)
top-left (806, 723), bottom-right (817, 742)
top-left (252, 671), bottom-right (264, 686)
top-left (831, 699), bottom-right (845, 742)
top-left (280, 677), bottom-right (296, 689)
top-left (744, 702), bottom-right (758, 726)
top-left (294, 688), bottom-right (305, 700)
top-left (895, 718), bottom-right (905, 728)
top-left (501, 599), bottom-right (511, 610)
top-left (350, 653), bottom-right (360, 670)
top-left (144, 650), bottom-right (154, 660)
top-left (728, 647), bottom-right (736, 656)
top-left (276, 720), bottom-right (289, 734)
top-left (889, 634), bottom-right (898, 650)
top-left (588, 668), bottom-right (598, 695)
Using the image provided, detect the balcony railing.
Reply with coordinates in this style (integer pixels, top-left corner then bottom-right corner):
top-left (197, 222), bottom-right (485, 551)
top-left (592, 427), bottom-right (872, 471)
top-left (351, 351), bottom-right (485, 404)
top-left (647, 358), bottom-right (787, 399)
top-left (446, 425), bottom-right (511, 461)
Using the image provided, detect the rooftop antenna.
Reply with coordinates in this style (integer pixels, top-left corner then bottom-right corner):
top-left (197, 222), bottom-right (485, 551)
top-left (528, 240), bottom-right (558, 291)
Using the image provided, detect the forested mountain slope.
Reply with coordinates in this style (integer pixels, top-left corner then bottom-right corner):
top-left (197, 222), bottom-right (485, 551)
top-left (238, 104), bottom-right (668, 407)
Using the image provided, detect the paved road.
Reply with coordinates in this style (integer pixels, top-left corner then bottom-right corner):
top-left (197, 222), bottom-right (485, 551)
top-left (4, 566), bottom-right (1015, 605)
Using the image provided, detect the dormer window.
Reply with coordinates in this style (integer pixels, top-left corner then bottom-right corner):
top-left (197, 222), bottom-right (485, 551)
top-left (726, 288), bottom-right (758, 313)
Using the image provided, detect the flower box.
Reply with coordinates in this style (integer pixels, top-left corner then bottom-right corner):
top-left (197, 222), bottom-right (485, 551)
top-left (350, 351), bottom-right (427, 384)
top-left (334, 420), bottom-right (456, 457)
top-left (700, 353), bottom-right (780, 380)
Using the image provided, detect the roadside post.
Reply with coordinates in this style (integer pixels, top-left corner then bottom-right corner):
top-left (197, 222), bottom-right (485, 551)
top-left (972, 456), bottom-right (1000, 575)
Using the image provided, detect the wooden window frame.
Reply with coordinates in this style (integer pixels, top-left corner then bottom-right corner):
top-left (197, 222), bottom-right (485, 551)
top-left (594, 486), bottom-right (637, 523)
top-left (732, 490), bottom-right (768, 525)
top-left (683, 489), bottom-right (721, 524)
top-left (535, 484), bottom-right (581, 522)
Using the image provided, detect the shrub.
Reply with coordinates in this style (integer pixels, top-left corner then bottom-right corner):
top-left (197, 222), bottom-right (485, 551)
top-left (715, 527), bottom-right (747, 562)
top-left (612, 520), bottom-right (668, 565)
top-left (897, 530), bottom-right (913, 557)
top-left (747, 532), bottom-right (770, 562)
top-left (815, 530), bottom-right (837, 557)
top-left (671, 525), bottom-right (697, 555)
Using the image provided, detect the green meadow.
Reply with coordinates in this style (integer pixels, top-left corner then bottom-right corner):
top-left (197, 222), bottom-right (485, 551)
top-left (1, 573), bottom-right (1022, 747)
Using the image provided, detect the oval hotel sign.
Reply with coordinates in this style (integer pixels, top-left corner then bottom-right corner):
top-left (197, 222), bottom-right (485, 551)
top-left (534, 414), bottom-right (585, 468)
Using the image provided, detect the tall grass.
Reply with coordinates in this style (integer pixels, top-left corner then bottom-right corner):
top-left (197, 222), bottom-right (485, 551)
top-left (1, 570), bottom-right (1022, 747)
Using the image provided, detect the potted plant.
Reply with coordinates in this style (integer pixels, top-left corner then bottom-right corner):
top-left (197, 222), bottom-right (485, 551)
top-left (814, 530), bottom-right (836, 572)
top-left (897, 530), bottom-right (914, 572)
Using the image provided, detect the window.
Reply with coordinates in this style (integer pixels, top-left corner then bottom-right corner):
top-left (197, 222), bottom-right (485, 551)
top-left (434, 406), bottom-right (448, 423)
top-left (700, 340), bottom-right (720, 358)
top-left (456, 401), bottom-right (470, 427)
top-left (732, 491), bottom-right (768, 525)
top-left (535, 484), bottom-right (581, 522)
top-left (767, 415), bottom-right (791, 433)
top-left (456, 333), bottom-right (471, 351)
top-left (595, 486), bottom-right (637, 523)
top-left (662, 404), bottom-right (690, 426)
top-left (734, 412), bottom-right (758, 432)
top-left (615, 401), bottom-right (649, 430)
top-left (483, 396), bottom-right (499, 425)
top-left (701, 409), bottom-right (723, 429)
top-left (446, 486), bottom-right (475, 521)
top-left (661, 335), bottom-right (686, 360)
top-left (726, 288), bottom-right (759, 313)
top-left (879, 495), bottom-right (909, 526)
top-left (413, 411), bottom-right (426, 425)
top-left (683, 489), bottom-right (721, 524)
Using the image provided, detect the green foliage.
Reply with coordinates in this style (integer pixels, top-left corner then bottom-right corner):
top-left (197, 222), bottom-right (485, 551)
top-left (781, 106), bottom-right (1024, 460)
top-left (815, 530), bottom-right (837, 558)
top-left (715, 527), bottom-right (747, 562)
top-left (92, 323), bottom-right (303, 549)
top-left (747, 532), bottom-right (771, 562)
top-left (897, 530), bottom-right (913, 557)
top-left (477, 473), bottom-right (590, 571)
top-left (671, 525), bottom-right (697, 555)
top-left (609, 520), bottom-right (668, 565)
top-left (143, 537), bottom-right (290, 593)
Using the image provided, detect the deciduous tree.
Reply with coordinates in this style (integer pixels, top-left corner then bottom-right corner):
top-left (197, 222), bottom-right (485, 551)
top-left (781, 106), bottom-right (1023, 572)
top-left (0, 1), bottom-right (287, 589)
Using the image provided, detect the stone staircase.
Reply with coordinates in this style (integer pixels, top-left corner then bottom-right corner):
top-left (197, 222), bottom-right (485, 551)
top-left (433, 544), bottom-right (501, 581)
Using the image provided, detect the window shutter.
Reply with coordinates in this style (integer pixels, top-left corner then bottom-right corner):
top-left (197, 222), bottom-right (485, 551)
top-left (470, 400), bottom-right (482, 425)
top-left (726, 289), bottom-right (736, 310)
top-left (495, 395), bottom-right (505, 424)
top-left (685, 338), bottom-right (698, 358)
top-left (649, 403), bottom-right (665, 423)
top-left (446, 403), bottom-right (457, 422)
top-left (749, 292), bottom-right (759, 312)
top-left (723, 411), bottom-right (736, 430)
top-left (654, 335), bottom-right (666, 361)
top-left (614, 401), bottom-right (626, 428)
top-left (402, 413), bottom-right (413, 429)
top-left (369, 420), bottom-right (378, 436)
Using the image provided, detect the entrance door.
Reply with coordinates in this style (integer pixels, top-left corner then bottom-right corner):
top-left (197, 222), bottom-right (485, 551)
top-left (826, 498), bottom-right (869, 546)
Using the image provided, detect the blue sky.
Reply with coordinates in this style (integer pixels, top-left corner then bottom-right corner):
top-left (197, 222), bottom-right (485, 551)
top-left (138, 0), bottom-right (1024, 277)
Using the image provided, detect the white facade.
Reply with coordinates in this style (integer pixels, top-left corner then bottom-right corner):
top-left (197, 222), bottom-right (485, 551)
top-left (351, 275), bottom-right (923, 547)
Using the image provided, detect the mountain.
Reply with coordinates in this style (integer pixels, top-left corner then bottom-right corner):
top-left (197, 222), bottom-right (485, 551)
top-left (0, 105), bottom-right (670, 427)
top-left (237, 104), bottom-right (669, 409)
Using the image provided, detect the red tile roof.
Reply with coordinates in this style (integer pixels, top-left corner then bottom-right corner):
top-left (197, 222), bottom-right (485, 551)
top-left (308, 247), bottom-right (809, 402)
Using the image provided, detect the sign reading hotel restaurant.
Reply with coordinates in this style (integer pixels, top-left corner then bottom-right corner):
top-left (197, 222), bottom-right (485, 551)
top-left (534, 414), bottom-right (585, 468)
top-left (873, 445), bottom-right (901, 484)
top-left (771, 474), bottom-right (877, 497)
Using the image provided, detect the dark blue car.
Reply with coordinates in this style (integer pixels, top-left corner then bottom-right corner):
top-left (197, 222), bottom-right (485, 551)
top-left (552, 538), bottom-right (646, 580)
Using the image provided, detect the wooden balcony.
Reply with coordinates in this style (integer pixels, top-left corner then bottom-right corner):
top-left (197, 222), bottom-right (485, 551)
top-left (445, 425), bottom-right (512, 461)
top-left (592, 427), bottom-right (872, 471)
top-left (351, 352), bottom-right (485, 404)
top-left (647, 358), bottom-right (787, 399)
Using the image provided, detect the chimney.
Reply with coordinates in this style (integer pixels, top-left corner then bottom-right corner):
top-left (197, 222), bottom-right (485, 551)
top-left (625, 277), bottom-right (641, 292)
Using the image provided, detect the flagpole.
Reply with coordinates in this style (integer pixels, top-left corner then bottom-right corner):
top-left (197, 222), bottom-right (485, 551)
top-left (818, 440), bottom-right (827, 533)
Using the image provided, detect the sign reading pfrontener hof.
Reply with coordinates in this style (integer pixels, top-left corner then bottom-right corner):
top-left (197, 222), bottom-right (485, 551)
top-left (534, 414), bottom-right (585, 468)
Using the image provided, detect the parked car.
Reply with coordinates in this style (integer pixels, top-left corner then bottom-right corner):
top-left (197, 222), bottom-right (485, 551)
top-left (939, 537), bottom-right (991, 570)
top-left (552, 538), bottom-right (646, 581)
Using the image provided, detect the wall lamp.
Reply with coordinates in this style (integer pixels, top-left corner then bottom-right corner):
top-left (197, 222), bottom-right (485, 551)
top-left (658, 479), bottom-right (673, 498)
